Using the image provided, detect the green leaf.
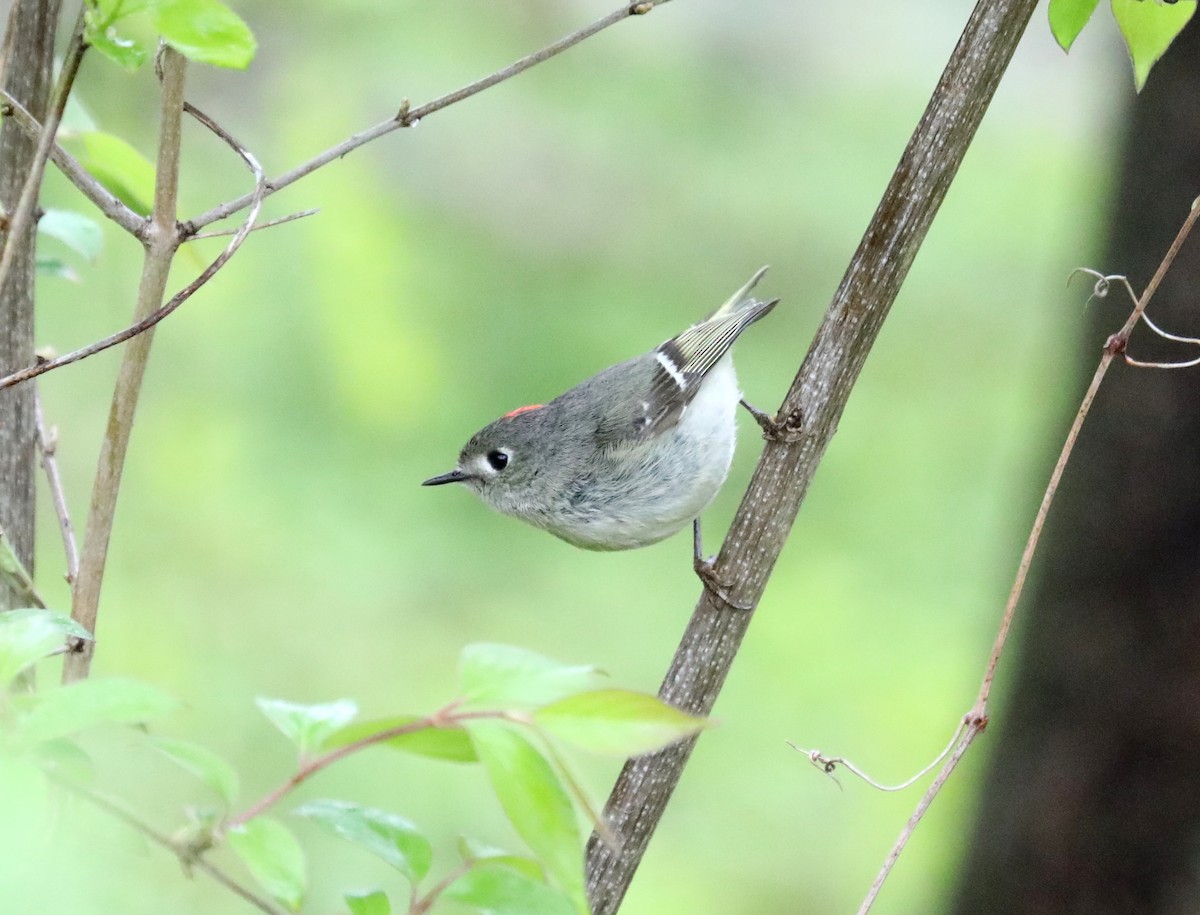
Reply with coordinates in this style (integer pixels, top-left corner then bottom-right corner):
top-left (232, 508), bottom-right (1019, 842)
top-left (443, 862), bottom-right (577, 915)
top-left (85, 21), bottom-right (149, 71)
top-left (1048, 0), bottom-right (1102, 50)
top-left (18, 678), bottom-right (179, 746)
top-left (467, 721), bottom-right (584, 905)
top-left (227, 817), bottom-right (306, 911)
top-left (1112, 0), bottom-right (1197, 91)
top-left (294, 799), bottom-right (432, 883)
top-left (460, 644), bottom-right (602, 710)
top-left (457, 836), bottom-right (544, 880)
top-left (0, 534), bottom-right (43, 612)
top-left (93, 0), bottom-right (156, 21)
top-left (0, 610), bottom-right (76, 689)
top-left (33, 738), bottom-right (95, 785)
top-left (255, 697), bottom-right (357, 758)
top-left (534, 689), bottom-right (709, 757)
top-left (36, 257), bottom-right (78, 281)
top-left (60, 93), bottom-right (98, 138)
top-left (39, 210), bottom-right (103, 261)
top-left (152, 0), bottom-right (257, 69)
top-left (324, 715), bottom-right (478, 762)
top-left (75, 131), bottom-right (155, 215)
top-left (149, 737), bottom-right (239, 806)
top-left (345, 890), bottom-right (391, 915)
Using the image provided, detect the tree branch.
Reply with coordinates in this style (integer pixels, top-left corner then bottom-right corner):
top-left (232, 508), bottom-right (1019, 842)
top-left (58, 779), bottom-right (287, 915)
top-left (0, 5), bottom-right (87, 298)
top-left (584, 0), bottom-right (1040, 910)
top-left (34, 385), bottom-right (78, 584)
top-left (184, 0), bottom-right (661, 234)
top-left (0, 0), bottom-right (63, 613)
top-left (62, 45), bottom-right (191, 682)
top-left (0, 89), bottom-right (146, 237)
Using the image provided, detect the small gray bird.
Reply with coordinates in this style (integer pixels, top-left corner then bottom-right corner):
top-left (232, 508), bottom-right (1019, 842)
top-left (423, 268), bottom-right (778, 594)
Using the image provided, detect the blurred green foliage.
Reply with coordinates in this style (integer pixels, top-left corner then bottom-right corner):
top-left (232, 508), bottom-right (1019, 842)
top-left (20, 0), bottom-right (1127, 911)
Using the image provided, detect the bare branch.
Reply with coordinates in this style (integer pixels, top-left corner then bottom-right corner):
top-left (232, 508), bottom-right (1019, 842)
top-left (856, 196), bottom-right (1200, 912)
top-left (0, 100), bottom-right (267, 392)
top-left (57, 780), bottom-right (287, 915)
top-left (584, 0), bottom-right (1042, 910)
top-left (34, 385), bottom-right (78, 583)
top-left (0, 89), bottom-right (145, 237)
top-left (0, 6), bottom-right (88, 298)
top-left (184, 1), bottom-right (661, 233)
top-left (63, 55), bottom-right (272, 681)
top-left (186, 207), bottom-right (317, 240)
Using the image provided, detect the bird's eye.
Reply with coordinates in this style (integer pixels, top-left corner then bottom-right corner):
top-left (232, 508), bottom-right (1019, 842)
top-left (486, 449), bottom-right (509, 471)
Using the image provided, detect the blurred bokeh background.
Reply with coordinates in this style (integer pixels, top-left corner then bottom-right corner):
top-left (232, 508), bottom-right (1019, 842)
top-left (18, 0), bottom-right (1130, 911)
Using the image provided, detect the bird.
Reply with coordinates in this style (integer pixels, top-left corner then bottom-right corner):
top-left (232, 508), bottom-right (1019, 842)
top-left (423, 267), bottom-right (778, 605)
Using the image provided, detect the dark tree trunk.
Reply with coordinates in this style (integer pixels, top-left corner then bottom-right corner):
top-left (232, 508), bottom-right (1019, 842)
top-left (951, 23), bottom-right (1200, 915)
top-left (0, 0), bottom-right (61, 609)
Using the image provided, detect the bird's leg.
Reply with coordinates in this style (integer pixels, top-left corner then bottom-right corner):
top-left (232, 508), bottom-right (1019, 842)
top-left (692, 518), bottom-right (752, 611)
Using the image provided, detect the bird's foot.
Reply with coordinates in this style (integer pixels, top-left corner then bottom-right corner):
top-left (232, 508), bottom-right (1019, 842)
top-left (692, 519), bottom-right (752, 611)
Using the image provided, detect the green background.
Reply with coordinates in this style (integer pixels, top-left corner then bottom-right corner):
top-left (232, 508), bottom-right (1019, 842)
top-left (25, 0), bottom-right (1124, 911)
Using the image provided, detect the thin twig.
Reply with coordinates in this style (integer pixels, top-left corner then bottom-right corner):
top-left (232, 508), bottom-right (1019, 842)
top-left (0, 6), bottom-right (88, 297)
top-left (186, 207), bottom-right (317, 240)
top-left (0, 525), bottom-right (46, 609)
top-left (856, 730), bottom-right (975, 914)
top-left (788, 718), bottom-right (968, 793)
top-left (411, 858), bottom-right (479, 915)
top-left (184, 1), bottom-right (661, 233)
top-left (62, 61), bottom-right (270, 681)
top-left (857, 198), bottom-right (1200, 912)
top-left (0, 90), bottom-right (145, 237)
top-left (58, 780), bottom-right (286, 915)
top-left (0, 98), bottom-right (267, 392)
top-left (33, 385), bottom-right (78, 584)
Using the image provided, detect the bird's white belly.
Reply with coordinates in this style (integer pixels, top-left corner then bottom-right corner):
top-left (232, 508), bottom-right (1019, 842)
top-left (551, 356), bottom-right (740, 550)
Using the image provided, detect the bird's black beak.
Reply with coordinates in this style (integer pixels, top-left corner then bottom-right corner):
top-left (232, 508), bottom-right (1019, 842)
top-left (422, 469), bottom-right (468, 486)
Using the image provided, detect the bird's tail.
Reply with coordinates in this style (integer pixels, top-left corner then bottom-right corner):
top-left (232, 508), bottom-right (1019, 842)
top-left (708, 265), bottom-right (771, 319)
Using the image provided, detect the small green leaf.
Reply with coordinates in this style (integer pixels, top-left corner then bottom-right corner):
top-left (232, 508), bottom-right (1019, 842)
top-left (60, 94), bottom-right (97, 138)
top-left (75, 131), bottom-right (155, 215)
top-left (294, 799), bottom-right (432, 882)
top-left (36, 257), bottom-right (77, 281)
top-left (94, 0), bottom-right (156, 21)
top-left (152, 0), bottom-right (257, 69)
top-left (227, 817), bottom-right (306, 911)
top-left (86, 23), bottom-right (148, 71)
top-left (443, 862), bottom-right (577, 915)
top-left (457, 837), bottom-right (546, 881)
top-left (460, 644), bottom-right (603, 710)
top-left (33, 738), bottom-right (95, 785)
top-left (0, 610), bottom-right (76, 689)
top-left (18, 678), bottom-right (179, 746)
top-left (1112, 0), bottom-right (1197, 91)
top-left (534, 690), bottom-right (709, 757)
top-left (345, 890), bottom-right (391, 915)
top-left (39, 210), bottom-right (103, 261)
top-left (324, 715), bottom-right (478, 762)
top-left (467, 721), bottom-right (584, 904)
top-left (150, 737), bottom-right (239, 806)
top-left (1049, 0), bottom-right (1102, 50)
top-left (255, 697), bottom-right (357, 759)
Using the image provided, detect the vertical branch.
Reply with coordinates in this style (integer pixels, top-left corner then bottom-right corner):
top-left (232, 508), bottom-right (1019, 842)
top-left (0, 0), bottom-right (62, 611)
top-left (584, 0), bottom-right (1040, 910)
top-left (63, 47), bottom-right (188, 682)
